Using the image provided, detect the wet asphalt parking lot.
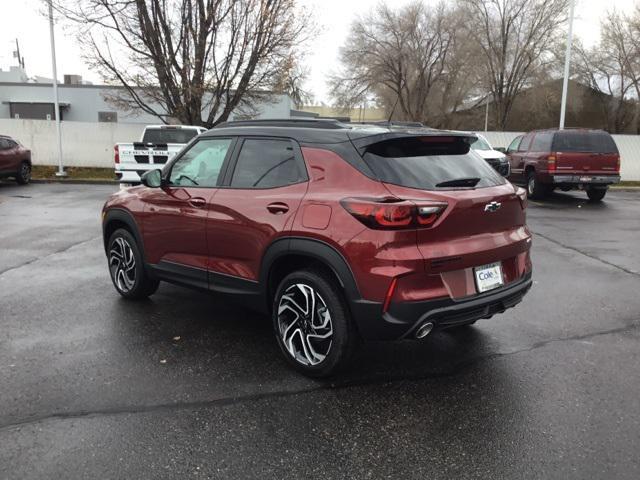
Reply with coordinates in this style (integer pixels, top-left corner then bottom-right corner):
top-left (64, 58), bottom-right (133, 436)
top-left (0, 182), bottom-right (639, 479)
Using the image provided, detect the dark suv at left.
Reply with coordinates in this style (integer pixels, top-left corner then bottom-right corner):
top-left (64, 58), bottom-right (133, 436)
top-left (0, 135), bottom-right (31, 185)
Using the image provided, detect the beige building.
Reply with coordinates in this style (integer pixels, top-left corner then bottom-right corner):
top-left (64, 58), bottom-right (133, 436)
top-left (299, 105), bottom-right (387, 122)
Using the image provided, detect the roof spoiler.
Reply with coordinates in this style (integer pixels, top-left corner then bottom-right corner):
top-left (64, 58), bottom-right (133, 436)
top-left (350, 131), bottom-right (477, 156)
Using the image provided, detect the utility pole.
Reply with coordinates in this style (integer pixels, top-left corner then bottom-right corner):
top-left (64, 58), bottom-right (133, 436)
top-left (484, 100), bottom-right (489, 132)
top-left (48, 0), bottom-right (66, 177)
top-left (559, 0), bottom-right (576, 130)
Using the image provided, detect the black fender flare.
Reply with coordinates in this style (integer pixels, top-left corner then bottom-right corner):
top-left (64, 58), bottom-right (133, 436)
top-left (102, 208), bottom-right (144, 256)
top-left (259, 237), bottom-right (362, 310)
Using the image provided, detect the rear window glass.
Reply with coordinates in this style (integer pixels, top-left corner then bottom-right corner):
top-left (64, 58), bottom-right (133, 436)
top-left (142, 128), bottom-right (200, 144)
top-left (362, 137), bottom-right (505, 191)
top-left (552, 131), bottom-right (618, 154)
top-left (530, 132), bottom-right (553, 151)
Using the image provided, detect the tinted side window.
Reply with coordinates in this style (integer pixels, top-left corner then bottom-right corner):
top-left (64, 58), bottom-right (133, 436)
top-left (552, 131), bottom-right (618, 154)
top-left (0, 139), bottom-right (8, 150)
top-left (530, 132), bottom-right (553, 151)
top-left (507, 136), bottom-right (522, 152)
top-left (169, 138), bottom-right (232, 187)
top-left (230, 139), bottom-right (304, 189)
top-left (518, 133), bottom-right (534, 152)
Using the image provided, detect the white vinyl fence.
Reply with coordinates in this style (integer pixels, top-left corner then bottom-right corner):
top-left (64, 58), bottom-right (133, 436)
top-left (1, 119), bottom-right (640, 180)
top-left (0, 119), bottom-right (144, 168)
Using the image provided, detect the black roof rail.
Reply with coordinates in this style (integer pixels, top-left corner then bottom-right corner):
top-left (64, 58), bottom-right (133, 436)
top-left (214, 119), bottom-right (348, 130)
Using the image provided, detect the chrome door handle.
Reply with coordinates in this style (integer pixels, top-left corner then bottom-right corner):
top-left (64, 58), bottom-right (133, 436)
top-left (188, 197), bottom-right (206, 208)
top-left (267, 202), bottom-right (289, 214)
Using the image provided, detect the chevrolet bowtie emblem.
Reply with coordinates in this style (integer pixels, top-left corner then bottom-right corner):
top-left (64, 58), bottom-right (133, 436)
top-left (484, 201), bottom-right (502, 212)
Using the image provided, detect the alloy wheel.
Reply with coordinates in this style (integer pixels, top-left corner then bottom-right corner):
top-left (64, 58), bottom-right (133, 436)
top-left (109, 237), bottom-right (136, 293)
top-left (277, 283), bottom-right (333, 366)
top-left (21, 163), bottom-right (31, 182)
top-left (527, 176), bottom-right (535, 196)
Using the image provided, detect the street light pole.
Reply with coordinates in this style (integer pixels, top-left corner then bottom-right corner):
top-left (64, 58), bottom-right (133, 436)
top-left (48, 0), bottom-right (66, 177)
top-left (559, 0), bottom-right (576, 130)
top-left (484, 99), bottom-right (489, 132)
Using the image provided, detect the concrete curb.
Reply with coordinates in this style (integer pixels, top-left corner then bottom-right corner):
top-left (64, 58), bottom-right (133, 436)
top-left (611, 186), bottom-right (640, 191)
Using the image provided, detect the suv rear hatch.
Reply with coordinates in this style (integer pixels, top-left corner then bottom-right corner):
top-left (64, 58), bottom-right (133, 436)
top-left (353, 132), bottom-right (530, 297)
top-left (551, 130), bottom-right (619, 175)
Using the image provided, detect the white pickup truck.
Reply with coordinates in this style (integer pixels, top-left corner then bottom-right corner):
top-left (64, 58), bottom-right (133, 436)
top-left (114, 125), bottom-right (207, 184)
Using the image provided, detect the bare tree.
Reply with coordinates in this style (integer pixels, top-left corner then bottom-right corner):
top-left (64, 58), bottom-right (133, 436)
top-left (274, 54), bottom-right (313, 108)
top-left (54, 0), bottom-right (311, 127)
top-left (329, 1), bottom-right (458, 125)
top-left (573, 10), bottom-right (640, 133)
top-left (461, 0), bottom-right (569, 130)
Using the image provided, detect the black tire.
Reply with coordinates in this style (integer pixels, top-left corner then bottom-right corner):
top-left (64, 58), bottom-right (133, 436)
top-left (15, 161), bottom-right (31, 185)
top-left (526, 171), bottom-right (549, 200)
top-left (272, 269), bottom-right (356, 377)
top-left (586, 187), bottom-right (607, 202)
top-left (107, 228), bottom-right (159, 299)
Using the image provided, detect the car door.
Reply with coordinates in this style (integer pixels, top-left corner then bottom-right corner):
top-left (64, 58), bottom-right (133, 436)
top-left (509, 133), bottom-right (533, 184)
top-left (139, 137), bottom-right (235, 288)
top-left (205, 137), bottom-right (308, 285)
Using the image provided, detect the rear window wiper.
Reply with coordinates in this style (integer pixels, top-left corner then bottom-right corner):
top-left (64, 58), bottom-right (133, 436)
top-left (435, 177), bottom-right (480, 188)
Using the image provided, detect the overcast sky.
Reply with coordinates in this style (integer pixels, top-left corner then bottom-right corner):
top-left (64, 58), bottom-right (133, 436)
top-left (1, 0), bottom-right (638, 104)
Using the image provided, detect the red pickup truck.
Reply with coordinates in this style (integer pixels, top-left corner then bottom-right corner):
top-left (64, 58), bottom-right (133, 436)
top-left (504, 128), bottom-right (620, 201)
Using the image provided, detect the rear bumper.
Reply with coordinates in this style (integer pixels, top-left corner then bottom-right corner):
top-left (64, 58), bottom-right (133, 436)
top-left (551, 175), bottom-right (620, 185)
top-left (350, 272), bottom-right (532, 340)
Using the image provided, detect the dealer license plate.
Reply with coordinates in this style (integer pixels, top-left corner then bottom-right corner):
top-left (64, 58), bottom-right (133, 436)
top-left (474, 262), bottom-right (504, 293)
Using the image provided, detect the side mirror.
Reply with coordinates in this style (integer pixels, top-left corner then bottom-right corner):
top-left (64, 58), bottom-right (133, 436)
top-left (495, 147), bottom-right (507, 153)
top-left (141, 169), bottom-right (163, 188)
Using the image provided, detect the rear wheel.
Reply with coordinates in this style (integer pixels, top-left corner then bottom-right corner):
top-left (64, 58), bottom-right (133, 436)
top-left (272, 269), bottom-right (356, 377)
top-left (107, 228), bottom-right (159, 299)
top-left (527, 171), bottom-right (549, 200)
top-left (15, 161), bottom-right (31, 185)
top-left (586, 187), bottom-right (607, 202)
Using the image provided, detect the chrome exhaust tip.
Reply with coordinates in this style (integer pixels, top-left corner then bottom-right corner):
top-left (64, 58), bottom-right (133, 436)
top-left (415, 322), bottom-right (434, 339)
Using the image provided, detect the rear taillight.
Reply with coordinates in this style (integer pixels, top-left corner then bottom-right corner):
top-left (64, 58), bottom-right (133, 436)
top-left (114, 145), bottom-right (120, 164)
top-left (547, 154), bottom-right (556, 172)
top-left (516, 187), bottom-right (527, 209)
top-left (615, 155), bottom-right (621, 172)
top-left (341, 198), bottom-right (447, 230)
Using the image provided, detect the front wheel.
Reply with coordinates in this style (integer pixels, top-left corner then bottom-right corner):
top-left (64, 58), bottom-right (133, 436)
top-left (107, 228), bottom-right (159, 299)
top-left (586, 187), bottom-right (607, 202)
top-left (15, 161), bottom-right (31, 185)
top-left (272, 269), bottom-right (356, 377)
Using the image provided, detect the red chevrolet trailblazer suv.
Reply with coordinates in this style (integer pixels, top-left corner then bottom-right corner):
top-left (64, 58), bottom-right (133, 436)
top-left (102, 119), bottom-right (532, 377)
